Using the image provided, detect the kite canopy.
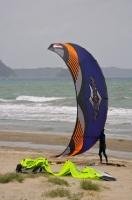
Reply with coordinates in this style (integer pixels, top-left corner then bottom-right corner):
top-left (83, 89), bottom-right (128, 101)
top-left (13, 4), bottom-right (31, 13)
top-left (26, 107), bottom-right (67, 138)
top-left (48, 43), bottom-right (108, 156)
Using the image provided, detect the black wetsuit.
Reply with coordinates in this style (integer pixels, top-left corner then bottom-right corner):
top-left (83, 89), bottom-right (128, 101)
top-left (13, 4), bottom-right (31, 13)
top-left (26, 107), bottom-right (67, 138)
top-left (98, 131), bottom-right (108, 163)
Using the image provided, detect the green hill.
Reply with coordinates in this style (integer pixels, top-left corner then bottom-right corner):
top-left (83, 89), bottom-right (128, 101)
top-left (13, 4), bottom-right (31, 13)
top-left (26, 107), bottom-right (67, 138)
top-left (0, 60), bottom-right (15, 79)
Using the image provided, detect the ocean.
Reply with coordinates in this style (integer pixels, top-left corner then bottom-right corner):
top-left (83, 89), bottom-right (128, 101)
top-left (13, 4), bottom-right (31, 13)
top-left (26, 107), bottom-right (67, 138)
top-left (0, 78), bottom-right (132, 140)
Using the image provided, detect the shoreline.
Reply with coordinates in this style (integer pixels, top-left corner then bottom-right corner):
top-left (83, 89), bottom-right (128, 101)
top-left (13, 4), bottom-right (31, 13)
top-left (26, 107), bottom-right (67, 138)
top-left (0, 131), bottom-right (132, 160)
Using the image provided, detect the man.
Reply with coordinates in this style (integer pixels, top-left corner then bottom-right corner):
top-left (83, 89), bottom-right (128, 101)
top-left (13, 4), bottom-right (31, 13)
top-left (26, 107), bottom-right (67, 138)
top-left (98, 129), bottom-right (108, 164)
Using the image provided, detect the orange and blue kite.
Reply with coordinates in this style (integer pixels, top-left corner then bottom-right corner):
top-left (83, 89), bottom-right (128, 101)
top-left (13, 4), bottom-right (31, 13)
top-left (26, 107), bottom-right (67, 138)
top-left (48, 43), bottom-right (108, 156)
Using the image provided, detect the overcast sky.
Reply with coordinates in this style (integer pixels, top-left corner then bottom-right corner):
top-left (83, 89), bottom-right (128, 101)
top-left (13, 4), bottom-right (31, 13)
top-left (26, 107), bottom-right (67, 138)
top-left (0, 0), bottom-right (132, 69)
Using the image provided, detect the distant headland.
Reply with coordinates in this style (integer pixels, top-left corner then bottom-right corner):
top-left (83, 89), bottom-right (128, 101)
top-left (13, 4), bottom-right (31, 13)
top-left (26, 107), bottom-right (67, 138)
top-left (0, 60), bottom-right (132, 80)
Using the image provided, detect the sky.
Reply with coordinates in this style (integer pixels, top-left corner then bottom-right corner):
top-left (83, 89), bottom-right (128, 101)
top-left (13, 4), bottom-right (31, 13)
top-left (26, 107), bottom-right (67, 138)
top-left (0, 0), bottom-right (132, 69)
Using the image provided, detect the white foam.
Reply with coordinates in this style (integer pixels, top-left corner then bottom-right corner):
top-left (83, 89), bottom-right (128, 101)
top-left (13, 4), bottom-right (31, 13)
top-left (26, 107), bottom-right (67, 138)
top-left (108, 107), bottom-right (132, 116)
top-left (0, 101), bottom-right (132, 125)
top-left (107, 107), bottom-right (132, 125)
top-left (0, 103), bottom-right (77, 122)
top-left (0, 98), bottom-right (13, 102)
top-left (16, 95), bottom-right (65, 102)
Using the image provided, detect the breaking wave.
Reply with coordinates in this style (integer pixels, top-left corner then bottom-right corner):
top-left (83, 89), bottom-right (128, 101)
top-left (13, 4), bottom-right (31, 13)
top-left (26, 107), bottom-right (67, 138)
top-left (16, 95), bottom-right (65, 102)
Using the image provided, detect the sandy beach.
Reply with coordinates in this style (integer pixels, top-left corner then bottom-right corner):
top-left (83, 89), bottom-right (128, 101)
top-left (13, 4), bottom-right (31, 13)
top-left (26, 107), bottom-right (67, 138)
top-left (0, 131), bottom-right (132, 200)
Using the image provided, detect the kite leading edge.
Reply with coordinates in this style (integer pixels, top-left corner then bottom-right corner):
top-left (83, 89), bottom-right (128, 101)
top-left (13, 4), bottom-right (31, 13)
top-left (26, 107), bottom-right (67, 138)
top-left (48, 43), bottom-right (108, 156)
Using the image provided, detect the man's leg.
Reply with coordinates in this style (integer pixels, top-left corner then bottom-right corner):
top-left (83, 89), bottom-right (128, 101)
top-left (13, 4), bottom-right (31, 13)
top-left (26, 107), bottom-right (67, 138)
top-left (99, 150), bottom-right (103, 163)
top-left (103, 150), bottom-right (108, 163)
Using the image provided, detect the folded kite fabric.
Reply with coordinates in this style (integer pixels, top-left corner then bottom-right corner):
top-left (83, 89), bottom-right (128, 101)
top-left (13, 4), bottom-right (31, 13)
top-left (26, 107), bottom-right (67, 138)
top-left (16, 157), bottom-right (116, 181)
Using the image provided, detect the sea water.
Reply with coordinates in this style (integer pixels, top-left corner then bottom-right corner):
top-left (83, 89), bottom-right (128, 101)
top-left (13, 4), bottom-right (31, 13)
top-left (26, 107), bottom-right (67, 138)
top-left (0, 78), bottom-right (132, 140)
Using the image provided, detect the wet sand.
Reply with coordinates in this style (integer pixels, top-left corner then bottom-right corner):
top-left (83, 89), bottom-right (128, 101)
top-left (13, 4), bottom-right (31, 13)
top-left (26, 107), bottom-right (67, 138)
top-left (0, 131), bottom-right (132, 153)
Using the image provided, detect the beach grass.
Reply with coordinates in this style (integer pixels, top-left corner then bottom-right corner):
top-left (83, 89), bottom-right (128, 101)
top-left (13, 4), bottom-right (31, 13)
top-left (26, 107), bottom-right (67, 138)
top-left (48, 176), bottom-right (69, 186)
top-left (69, 192), bottom-right (83, 200)
top-left (45, 187), bottom-right (83, 200)
top-left (80, 180), bottom-right (100, 191)
top-left (0, 172), bottom-right (24, 183)
top-left (0, 172), bottom-right (48, 184)
top-left (45, 187), bottom-right (70, 198)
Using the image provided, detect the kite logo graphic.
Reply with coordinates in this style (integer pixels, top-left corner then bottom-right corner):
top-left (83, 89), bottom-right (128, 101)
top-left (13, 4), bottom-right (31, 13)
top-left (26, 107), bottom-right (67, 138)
top-left (89, 77), bottom-right (102, 120)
